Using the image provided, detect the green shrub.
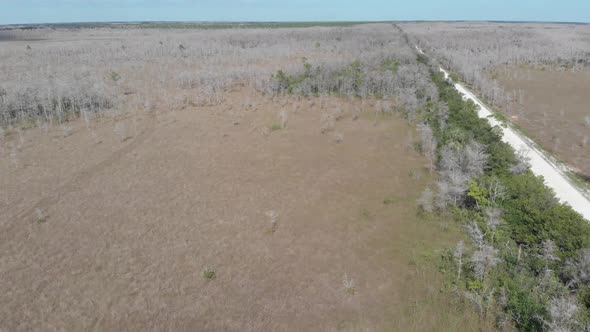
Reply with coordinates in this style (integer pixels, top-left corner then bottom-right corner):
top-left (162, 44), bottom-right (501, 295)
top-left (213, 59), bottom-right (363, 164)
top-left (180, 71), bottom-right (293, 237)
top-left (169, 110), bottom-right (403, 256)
top-left (202, 268), bottom-right (216, 280)
top-left (578, 285), bottom-right (590, 324)
top-left (501, 276), bottom-right (547, 331)
top-left (381, 57), bottom-right (400, 73)
top-left (502, 173), bottom-right (589, 261)
top-left (110, 71), bottom-right (121, 82)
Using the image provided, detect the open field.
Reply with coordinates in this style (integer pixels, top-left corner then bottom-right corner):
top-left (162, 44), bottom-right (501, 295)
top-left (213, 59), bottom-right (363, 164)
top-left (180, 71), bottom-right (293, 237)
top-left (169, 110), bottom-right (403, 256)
top-left (0, 24), bottom-right (487, 330)
top-left (0, 87), bottom-right (480, 331)
top-left (492, 67), bottom-right (590, 178)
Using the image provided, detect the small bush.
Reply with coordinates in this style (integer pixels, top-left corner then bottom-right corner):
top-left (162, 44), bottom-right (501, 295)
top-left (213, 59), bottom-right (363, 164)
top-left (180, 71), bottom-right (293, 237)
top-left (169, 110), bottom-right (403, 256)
top-left (110, 71), bottom-right (121, 82)
top-left (202, 267), bottom-right (216, 280)
top-left (35, 208), bottom-right (48, 223)
top-left (342, 273), bottom-right (356, 295)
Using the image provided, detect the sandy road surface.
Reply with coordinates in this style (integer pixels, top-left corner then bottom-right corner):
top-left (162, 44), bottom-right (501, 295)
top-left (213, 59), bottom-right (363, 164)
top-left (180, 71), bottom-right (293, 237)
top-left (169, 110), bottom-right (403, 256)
top-left (435, 64), bottom-right (590, 221)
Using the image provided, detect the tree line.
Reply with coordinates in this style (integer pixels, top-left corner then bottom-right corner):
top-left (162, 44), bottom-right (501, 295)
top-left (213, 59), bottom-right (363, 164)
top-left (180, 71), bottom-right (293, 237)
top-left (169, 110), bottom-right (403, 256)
top-left (418, 55), bottom-right (590, 330)
top-left (0, 23), bottom-right (433, 129)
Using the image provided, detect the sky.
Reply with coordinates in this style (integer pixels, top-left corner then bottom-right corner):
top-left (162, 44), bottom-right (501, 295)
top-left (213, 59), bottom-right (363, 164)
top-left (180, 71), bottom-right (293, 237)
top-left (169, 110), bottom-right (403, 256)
top-left (1, 0), bottom-right (589, 25)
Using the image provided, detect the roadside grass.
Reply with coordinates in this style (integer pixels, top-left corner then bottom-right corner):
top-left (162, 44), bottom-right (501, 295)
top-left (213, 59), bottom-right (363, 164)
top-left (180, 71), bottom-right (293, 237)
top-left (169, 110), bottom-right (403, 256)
top-left (368, 166), bottom-right (491, 330)
top-left (390, 209), bottom-right (494, 331)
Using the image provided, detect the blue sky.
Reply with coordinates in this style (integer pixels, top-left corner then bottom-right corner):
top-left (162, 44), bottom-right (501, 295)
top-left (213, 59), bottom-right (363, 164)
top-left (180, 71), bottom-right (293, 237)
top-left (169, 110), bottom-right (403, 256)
top-left (2, 0), bottom-right (589, 25)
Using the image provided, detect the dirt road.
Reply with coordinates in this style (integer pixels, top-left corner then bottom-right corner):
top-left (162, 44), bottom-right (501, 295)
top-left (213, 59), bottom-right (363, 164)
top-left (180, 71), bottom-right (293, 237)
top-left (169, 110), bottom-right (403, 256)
top-left (437, 63), bottom-right (590, 221)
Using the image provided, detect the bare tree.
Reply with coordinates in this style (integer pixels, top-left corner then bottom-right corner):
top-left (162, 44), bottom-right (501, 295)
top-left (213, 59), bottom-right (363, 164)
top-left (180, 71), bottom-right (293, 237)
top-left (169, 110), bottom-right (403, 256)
top-left (471, 244), bottom-right (500, 281)
top-left (418, 123), bottom-right (437, 174)
top-left (279, 110), bottom-right (288, 129)
top-left (417, 188), bottom-right (434, 213)
top-left (466, 220), bottom-right (485, 249)
top-left (1, 23), bottom-right (437, 127)
top-left (564, 249), bottom-right (590, 288)
top-left (402, 22), bottom-right (590, 113)
top-left (541, 239), bottom-right (560, 266)
top-left (544, 296), bottom-right (582, 332)
top-left (463, 285), bottom-right (497, 319)
top-left (436, 141), bottom-right (488, 207)
top-left (435, 180), bottom-right (454, 209)
top-left (440, 141), bottom-right (488, 180)
top-left (454, 240), bottom-right (465, 280)
top-left (484, 207), bottom-right (503, 244)
top-left (462, 142), bottom-right (489, 178)
top-left (510, 149), bottom-right (531, 174)
top-left (483, 177), bottom-right (506, 206)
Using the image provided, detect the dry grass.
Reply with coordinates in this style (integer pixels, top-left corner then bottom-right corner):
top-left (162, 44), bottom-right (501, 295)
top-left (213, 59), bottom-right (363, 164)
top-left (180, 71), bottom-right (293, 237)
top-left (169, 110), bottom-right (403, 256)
top-left (0, 24), bottom-right (480, 330)
top-left (0, 88), bottom-right (481, 330)
top-left (493, 66), bottom-right (590, 178)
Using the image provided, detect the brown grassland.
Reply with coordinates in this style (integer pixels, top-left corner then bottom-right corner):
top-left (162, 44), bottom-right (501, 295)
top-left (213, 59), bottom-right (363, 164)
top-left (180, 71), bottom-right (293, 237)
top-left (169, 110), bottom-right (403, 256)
top-left (0, 25), bottom-right (486, 330)
top-left (492, 67), bottom-right (590, 178)
top-left (0, 89), bottom-right (482, 330)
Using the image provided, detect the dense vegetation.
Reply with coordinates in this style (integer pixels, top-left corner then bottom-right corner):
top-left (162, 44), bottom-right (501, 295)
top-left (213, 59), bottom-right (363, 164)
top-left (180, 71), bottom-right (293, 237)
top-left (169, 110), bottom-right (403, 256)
top-left (421, 61), bottom-right (590, 330)
top-left (269, 54), bottom-right (436, 122)
top-left (271, 57), bottom-right (411, 99)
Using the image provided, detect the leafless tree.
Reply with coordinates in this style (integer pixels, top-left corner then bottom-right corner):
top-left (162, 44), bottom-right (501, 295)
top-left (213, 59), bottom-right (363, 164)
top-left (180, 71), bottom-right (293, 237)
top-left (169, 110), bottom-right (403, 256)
top-left (541, 239), bottom-right (560, 265)
top-left (401, 22), bottom-right (590, 112)
top-left (418, 123), bottom-right (437, 174)
top-left (471, 244), bottom-right (500, 281)
top-left (484, 207), bottom-right (503, 245)
top-left (564, 249), bottom-right (590, 288)
top-left (544, 296), bottom-right (582, 332)
top-left (466, 220), bottom-right (485, 249)
top-left (510, 149), bottom-right (531, 174)
top-left (463, 287), bottom-right (496, 318)
top-left (417, 188), bottom-right (434, 213)
top-left (435, 180), bottom-right (454, 209)
top-left (436, 170), bottom-right (469, 208)
top-left (1, 23), bottom-right (437, 128)
top-left (436, 141), bottom-right (488, 207)
top-left (483, 177), bottom-right (506, 206)
top-left (454, 240), bottom-right (465, 280)
top-left (279, 110), bottom-right (288, 129)
top-left (440, 141), bottom-right (488, 179)
top-left (266, 210), bottom-right (279, 234)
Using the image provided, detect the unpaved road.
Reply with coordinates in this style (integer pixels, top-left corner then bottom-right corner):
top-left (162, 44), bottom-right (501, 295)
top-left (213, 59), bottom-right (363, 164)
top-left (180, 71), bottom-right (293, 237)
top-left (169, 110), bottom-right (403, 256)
top-left (417, 45), bottom-right (590, 221)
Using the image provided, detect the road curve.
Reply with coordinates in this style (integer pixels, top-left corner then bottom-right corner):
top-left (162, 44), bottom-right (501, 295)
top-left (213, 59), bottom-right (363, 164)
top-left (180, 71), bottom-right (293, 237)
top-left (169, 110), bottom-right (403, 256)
top-left (416, 46), bottom-right (590, 221)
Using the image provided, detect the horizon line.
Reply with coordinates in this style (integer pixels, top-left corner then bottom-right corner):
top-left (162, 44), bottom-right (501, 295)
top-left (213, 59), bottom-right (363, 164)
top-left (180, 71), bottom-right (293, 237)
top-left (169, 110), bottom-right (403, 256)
top-left (2, 19), bottom-right (589, 27)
